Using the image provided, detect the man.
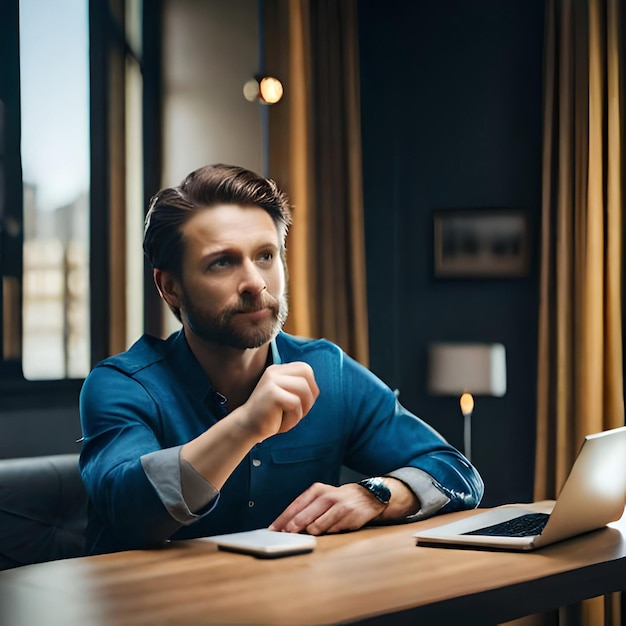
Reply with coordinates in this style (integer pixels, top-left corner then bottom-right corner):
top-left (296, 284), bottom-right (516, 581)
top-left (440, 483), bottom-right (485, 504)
top-left (79, 163), bottom-right (483, 555)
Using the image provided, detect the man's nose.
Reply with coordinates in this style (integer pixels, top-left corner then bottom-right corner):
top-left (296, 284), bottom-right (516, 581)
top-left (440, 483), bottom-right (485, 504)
top-left (239, 259), bottom-right (267, 295)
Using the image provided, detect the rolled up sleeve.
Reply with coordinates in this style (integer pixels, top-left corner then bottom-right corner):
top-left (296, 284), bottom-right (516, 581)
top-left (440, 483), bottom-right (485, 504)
top-left (140, 446), bottom-right (219, 525)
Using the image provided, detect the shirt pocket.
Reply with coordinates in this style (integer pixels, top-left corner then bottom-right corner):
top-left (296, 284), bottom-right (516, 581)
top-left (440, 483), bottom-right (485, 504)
top-left (269, 441), bottom-right (339, 464)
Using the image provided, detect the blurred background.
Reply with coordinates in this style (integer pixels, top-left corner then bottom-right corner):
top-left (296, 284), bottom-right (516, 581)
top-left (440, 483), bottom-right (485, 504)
top-left (0, 0), bottom-right (623, 514)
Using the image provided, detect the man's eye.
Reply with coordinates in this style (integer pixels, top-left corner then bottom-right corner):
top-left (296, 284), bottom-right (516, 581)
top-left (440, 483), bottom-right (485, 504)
top-left (258, 252), bottom-right (274, 262)
top-left (209, 257), bottom-right (231, 270)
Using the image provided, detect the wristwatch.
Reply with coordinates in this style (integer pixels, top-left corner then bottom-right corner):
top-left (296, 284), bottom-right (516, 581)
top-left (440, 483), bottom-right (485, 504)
top-left (357, 477), bottom-right (391, 506)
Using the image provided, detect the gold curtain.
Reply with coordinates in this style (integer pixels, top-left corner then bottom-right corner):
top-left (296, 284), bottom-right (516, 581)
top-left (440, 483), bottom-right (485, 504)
top-left (535, 0), bottom-right (624, 624)
top-left (264, 0), bottom-right (369, 365)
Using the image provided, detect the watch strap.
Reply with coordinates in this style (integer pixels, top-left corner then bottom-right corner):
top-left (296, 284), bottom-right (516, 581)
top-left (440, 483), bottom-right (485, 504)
top-left (357, 477), bottom-right (391, 505)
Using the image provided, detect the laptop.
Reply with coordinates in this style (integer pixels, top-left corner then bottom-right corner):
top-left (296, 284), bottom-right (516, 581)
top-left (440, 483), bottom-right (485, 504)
top-left (414, 426), bottom-right (626, 551)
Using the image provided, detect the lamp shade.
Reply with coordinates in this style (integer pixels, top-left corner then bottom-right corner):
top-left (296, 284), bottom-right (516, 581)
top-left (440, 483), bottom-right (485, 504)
top-left (428, 343), bottom-right (506, 397)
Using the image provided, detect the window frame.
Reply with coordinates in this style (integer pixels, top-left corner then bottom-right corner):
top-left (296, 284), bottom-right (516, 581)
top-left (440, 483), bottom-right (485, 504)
top-left (0, 0), bottom-right (162, 409)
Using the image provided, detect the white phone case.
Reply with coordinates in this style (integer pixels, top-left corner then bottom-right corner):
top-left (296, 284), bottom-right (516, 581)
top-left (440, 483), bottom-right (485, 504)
top-left (203, 528), bottom-right (317, 558)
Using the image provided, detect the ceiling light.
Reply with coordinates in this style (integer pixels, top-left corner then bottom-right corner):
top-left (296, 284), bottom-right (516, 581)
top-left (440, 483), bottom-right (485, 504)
top-left (243, 76), bottom-right (284, 105)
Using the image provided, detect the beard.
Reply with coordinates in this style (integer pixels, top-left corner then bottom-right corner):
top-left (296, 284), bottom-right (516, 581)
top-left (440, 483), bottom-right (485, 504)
top-left (180, 287), bottom-right (289, 350)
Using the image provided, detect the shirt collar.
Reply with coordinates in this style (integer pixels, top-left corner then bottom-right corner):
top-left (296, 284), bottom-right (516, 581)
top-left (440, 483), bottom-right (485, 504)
top-left (166, 329), bottom-right (284, 401)
top-left (166, 329), bottom-right (212, 401)
top-left (270, 334), bottom-right (282, 365)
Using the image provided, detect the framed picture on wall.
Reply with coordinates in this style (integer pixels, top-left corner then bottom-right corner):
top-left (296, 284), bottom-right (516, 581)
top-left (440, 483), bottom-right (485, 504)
top-left (433, 209), bottom-right (530, 278)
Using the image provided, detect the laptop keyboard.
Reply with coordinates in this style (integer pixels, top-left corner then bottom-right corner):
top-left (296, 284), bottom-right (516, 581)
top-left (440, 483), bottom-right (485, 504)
top-left (463, 512), bottom-right (551, 537)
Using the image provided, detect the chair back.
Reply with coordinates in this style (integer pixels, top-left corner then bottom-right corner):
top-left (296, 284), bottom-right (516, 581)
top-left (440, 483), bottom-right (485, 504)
top-left (0, 454), bottom-right (87, 570)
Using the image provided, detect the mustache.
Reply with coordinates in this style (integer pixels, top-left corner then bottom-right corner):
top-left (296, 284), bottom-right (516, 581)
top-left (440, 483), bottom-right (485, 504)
top-left (232, 294), bottom-right (279, 314)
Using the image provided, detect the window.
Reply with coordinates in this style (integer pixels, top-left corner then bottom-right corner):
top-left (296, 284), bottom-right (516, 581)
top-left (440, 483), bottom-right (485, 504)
top-left (1, 0), bottom-right (159, 389)
top-left (19, 0), bottom-right (91, 379)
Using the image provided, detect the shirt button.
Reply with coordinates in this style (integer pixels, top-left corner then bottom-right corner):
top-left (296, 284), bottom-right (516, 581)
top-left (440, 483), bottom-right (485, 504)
top-left (252, 459), bottom-right (262, 467)
top-left (248, 500), bottom-right (255, 507)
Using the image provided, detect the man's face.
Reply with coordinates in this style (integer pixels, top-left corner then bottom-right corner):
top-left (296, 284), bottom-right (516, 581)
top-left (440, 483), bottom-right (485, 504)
top-left (174, 204), bottom-right (288, 350)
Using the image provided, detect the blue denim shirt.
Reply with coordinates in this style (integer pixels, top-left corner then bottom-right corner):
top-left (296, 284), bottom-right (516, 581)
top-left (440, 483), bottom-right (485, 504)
top-left (79, 330), bottom-right (483, 554)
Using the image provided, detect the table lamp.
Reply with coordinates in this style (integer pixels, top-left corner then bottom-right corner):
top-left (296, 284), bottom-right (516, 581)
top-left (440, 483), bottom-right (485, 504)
top-left (428, 343), bottom-right (506, 461)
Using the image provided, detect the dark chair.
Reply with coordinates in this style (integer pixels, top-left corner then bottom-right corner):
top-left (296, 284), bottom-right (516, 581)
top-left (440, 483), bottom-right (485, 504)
top-left (0, 454), bottom-right (87, 570)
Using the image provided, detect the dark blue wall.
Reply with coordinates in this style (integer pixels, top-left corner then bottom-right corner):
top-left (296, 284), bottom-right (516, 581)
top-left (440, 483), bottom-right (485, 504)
top-left (359, 0), bottom-right (545, 506)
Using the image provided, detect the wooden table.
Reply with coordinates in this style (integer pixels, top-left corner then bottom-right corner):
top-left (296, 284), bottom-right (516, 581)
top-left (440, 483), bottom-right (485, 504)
top-left (1, 505), bottom-right (625, 626)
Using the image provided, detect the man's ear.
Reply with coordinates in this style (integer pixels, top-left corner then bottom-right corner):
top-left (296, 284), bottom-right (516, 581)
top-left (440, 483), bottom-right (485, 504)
top-left (153, 269), bottom-right (181, 309)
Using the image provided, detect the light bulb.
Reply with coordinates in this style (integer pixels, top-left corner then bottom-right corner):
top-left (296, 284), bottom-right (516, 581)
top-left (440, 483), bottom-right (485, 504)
top-left (243, 79), bottom-right (260, 102)
top-left (460, 392), bottom-right (474, 416)
top-left (259, 76), bottom-right (283, 104)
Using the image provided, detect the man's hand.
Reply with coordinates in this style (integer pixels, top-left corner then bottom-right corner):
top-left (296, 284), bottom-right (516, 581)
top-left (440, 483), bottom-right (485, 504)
top-left (269, 482), bottom-right (386, 535)
top-left (234, 362), bottom-right (320, 442)
top-left (181, 362), bottom-right (318, 492)
top-left (269, 477), bottom-right (421, 535)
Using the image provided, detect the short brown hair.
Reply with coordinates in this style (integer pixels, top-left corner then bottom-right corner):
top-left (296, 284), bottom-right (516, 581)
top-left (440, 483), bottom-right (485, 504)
top-left (144, 164), bottom-right (292, 276)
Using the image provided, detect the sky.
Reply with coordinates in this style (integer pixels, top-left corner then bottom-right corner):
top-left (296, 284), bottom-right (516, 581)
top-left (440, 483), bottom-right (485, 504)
top-left (19, 0), bottom-right (89, 212)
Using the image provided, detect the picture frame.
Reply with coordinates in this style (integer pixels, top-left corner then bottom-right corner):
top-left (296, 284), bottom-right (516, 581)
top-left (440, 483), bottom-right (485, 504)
top-left (433, 209), bottom-right (529, 278)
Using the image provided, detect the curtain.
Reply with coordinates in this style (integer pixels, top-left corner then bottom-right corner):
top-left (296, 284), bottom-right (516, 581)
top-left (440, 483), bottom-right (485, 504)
top-left (535, 0), bottom-right (624, 624)
top-left (264, 0), bottom-right (369, 366)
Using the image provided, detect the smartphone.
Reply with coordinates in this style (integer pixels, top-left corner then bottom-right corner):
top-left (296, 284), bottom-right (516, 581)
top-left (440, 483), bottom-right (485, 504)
top-left (204, 528), bottom-right (317, 558)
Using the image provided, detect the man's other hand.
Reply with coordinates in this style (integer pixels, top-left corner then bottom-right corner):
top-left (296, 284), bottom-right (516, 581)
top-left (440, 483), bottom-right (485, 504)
top-left (269, 477), bottom-right (420, 535)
